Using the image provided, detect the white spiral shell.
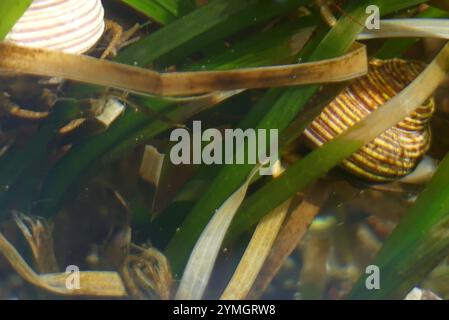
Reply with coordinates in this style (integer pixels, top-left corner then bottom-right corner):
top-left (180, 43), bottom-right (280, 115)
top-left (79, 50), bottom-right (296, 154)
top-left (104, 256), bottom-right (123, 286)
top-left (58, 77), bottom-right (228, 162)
top-left (5, 0), bottom-right (105, 54)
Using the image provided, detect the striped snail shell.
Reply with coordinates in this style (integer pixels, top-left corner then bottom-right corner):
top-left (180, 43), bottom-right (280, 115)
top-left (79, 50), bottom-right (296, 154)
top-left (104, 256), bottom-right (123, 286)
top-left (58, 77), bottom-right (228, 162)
top-left (5, 0), bottom-right (105, 54)
top-left (303, 59), bottom-right (435, 182)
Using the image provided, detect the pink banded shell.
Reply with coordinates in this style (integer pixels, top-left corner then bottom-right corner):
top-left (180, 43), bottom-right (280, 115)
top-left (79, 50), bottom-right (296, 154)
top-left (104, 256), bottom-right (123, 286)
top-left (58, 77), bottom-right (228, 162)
top-left (6, 0), bottom-right (105, 54)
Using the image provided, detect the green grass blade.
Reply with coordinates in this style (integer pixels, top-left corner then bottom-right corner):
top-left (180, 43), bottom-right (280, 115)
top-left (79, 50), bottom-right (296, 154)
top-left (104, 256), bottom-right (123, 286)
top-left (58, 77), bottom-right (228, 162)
top-left (176, 0), bottom-right (197, 16)
top-left (120, 0), bottom-right (177, 25)
top-left (116, 0), bottom-right (307, 67)
top-left (349, 153), bottom-right (449, 299)
top-left (122, 0), bottom-right (197, 20)
top-left (154, 0), bottom-right (178, 16)
top-left (382, 0), bottom-right (431, 12)
top-left (184, 17), bottom-right (317, 71)
top-left (0, 0), bottom-right (32, 41)
top-left (0, 100), bottom-right (81, 216)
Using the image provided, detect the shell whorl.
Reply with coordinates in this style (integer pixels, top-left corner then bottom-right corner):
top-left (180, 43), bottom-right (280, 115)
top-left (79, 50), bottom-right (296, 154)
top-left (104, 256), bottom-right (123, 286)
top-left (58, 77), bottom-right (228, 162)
top-left (5, 0), bottom-right (105, 54)
top-left (303, 59), bottom-right (435, 182)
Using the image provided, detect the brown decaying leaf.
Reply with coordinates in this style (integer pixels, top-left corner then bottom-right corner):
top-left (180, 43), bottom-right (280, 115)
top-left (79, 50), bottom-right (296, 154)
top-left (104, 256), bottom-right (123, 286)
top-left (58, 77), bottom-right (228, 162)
top-left (247, 183), bottom-right (330, 299)
top-left (0, 42), bottom-right (367, 97)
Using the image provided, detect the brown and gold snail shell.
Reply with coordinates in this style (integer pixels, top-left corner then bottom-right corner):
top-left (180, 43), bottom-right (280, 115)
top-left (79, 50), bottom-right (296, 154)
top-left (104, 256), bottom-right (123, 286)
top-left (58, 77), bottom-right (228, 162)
top-left (303, 59), bottom-right (435, 182)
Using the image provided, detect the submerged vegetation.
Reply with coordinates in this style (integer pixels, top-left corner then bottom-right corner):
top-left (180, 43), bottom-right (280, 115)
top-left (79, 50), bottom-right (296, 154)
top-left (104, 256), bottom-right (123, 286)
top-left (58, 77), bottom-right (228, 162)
top-left (0, 0), bottom-right (449, 300)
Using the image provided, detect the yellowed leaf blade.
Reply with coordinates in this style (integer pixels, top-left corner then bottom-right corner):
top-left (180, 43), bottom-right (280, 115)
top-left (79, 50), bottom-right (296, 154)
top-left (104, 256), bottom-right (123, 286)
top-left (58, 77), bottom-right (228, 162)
top-left (175, 166), bottom-right (261, 300)
top-left (342, 41), bottom-right (449, 144)
top-left (41, 272), bottom-right (127, 297)
top-left (220, 199), bottom-right (290, 300)
top-left (0, 232), bottom-right (127, 297)
top-left (359, 19), bottom-right (449, 40)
